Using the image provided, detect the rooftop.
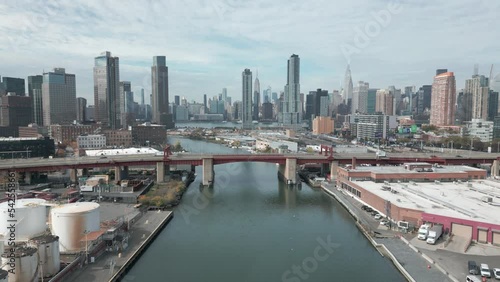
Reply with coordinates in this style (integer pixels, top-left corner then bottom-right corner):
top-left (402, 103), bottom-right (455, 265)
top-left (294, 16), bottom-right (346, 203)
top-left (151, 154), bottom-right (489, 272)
top-left (351, 179), bottom-right (500, 225)
top-left (349, 164), bottom-right (484, 174)
top-left (85, 147), bottom-right (160, 156)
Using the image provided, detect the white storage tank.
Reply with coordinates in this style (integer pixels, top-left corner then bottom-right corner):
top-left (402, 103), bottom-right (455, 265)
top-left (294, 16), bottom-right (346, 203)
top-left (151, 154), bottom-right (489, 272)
top-left (28, 234), bottom-right (60, 277)
top-left (0, 198), bottom-right (47, 242)
top-left (1, 245), bottom-right (39, 282)
top-left (50, 202), bottom-right (100, 253)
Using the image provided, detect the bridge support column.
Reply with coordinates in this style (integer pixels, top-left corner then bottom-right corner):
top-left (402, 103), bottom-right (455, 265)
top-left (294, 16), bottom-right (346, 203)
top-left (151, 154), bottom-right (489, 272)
top-left (24, 171), bottom-right (32, 185)
top-left (202, 158), bottom-right (214, 187)
top-left (156, 162), bottom-right (170, 183)
top-left (492, 159), bottom-right (500, 177)
top-left (330, 161), bottom-right (339, 180)
top-left (321, 163), bottom-right (329, 176)
top-left (115, 166), bottom-right (122, 181)
top-left (69, 168), bottom-right (78, 184)
top-left (283, 158), bottom-right (297, 185)
top-left (77, 168), bottom-right (89, 177)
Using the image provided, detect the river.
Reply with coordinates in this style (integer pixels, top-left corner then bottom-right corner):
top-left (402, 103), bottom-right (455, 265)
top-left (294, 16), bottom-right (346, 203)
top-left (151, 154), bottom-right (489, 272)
top-left (126, 137), bottom-right (405, 282)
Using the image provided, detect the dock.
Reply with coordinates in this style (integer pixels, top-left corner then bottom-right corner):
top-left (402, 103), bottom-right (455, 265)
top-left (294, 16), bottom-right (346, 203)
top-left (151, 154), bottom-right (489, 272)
top-left (65, 210), bottom-right (173, 282)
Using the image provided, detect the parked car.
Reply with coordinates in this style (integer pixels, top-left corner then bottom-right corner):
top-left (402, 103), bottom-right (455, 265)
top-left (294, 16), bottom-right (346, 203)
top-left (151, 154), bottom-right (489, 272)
top-left (468, 260), bottom-right (479, 275)
top-left (493, 268), bottom-right (500, 280)
top-left (480, 263), bottom-right (491, 278)
top-left (371, 211), bottom-right (378, 216)
top-left (365, 207), bottom-right (373, 212)
top-left (380, 219), bottom-right (389, 226)
top-left (374, 214), bottom-right (383, 220)
top-left (361, 205), bottom-right (368, 210)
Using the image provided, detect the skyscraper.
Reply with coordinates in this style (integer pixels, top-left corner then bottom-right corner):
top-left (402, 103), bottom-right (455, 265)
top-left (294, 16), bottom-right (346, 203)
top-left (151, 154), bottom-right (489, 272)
top-left (174, 95), bottom-right (180, 106)
top-left (1, 77), bottom-right (25, 96)
top-left (375, 89), bottom-right (394, 115)
top-left (305, 89), bottom-right (328, 121)
top-left (151, 56), bottom-right (173, 128)
top-left (280, 54), bottom-right (302, 127)
top-left (94, 51), bottom-right (120, 129)
top-left (42, 68), bottom-right (77, 125)
top-left (416, 85), bottom-right (432, 114)
top-left (28, 75), bottom-right (43, 125)
top-left (119, 81), bottom-right (133, 128)
top-left (465, 74), bottom-right (489, 121)
top-left (76, 97), bottom-right (87, 123)
top-left (366, 88), bottom-right (378, 114)
top-left (242, 69), bottom-right (253, 129)
top-left (342, 65), bottom-right (353, 107)
top-left (0, 95), bottom-right (32, 126)
top-left (253, 72), bottom-right (260, 120)
top-left (430, 71), bottom-right (456, 126)
top-left (353, 81), bottom-right (369, 114)
top-left (436, 69), bottom-right (448, 76)
top-left (141, 88), bottom-right (145, 106)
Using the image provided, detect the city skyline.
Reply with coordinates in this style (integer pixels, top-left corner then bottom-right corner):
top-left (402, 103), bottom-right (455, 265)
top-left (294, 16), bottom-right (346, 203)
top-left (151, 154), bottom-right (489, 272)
top-left (0, 1), bottom-right (499, 104)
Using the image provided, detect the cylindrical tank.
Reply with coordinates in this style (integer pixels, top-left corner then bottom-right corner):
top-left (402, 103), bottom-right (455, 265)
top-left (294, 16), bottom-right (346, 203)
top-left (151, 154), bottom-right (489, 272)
top-left (0, 198), bottom-right (47, 242)
top-left (50, 203), bottom-right (100, 253)
top-left (1, 245), bottom-right (39, 282)
top-left (28, 234), bottom-right (60, 277)
top-left (0, 269), bottom-right (7, 282)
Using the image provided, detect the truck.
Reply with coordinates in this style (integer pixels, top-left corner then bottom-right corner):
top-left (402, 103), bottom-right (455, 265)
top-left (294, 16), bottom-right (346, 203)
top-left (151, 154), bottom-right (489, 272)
top-left (426, 225), bottom-right (443, 244)
top-left (417, 223), bottom-right (432, 240)
top-left (376, 150), bottom-right (387, 158)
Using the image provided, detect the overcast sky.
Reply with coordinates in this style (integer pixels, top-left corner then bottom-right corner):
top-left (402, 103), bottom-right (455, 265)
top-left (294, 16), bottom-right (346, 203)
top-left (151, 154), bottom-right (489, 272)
top-left (0, 0), bottom-right (499, 105)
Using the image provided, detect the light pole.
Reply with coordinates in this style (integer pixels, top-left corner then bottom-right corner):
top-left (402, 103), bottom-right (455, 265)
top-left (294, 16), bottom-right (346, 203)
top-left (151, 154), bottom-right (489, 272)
top-left (84, 230), bottom-right (89, 264)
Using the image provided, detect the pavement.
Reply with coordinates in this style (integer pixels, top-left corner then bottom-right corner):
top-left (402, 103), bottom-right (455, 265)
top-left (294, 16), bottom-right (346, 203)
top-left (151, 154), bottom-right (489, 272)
top-left (64, 210), bottom-right (172, 282)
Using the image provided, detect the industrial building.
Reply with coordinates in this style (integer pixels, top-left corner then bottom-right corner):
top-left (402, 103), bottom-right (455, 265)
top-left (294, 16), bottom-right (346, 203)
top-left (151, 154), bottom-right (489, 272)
top-left (77, 134), bottom-right (107, 149)
top-left (0, 137), bottom-right (55, 159)
top-left (336, 162), bottom-right (500, 245)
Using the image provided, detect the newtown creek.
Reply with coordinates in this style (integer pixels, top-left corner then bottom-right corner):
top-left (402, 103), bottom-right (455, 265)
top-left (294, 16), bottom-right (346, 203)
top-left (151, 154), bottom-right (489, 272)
top-left (127, 137), bottom-right (405, 282)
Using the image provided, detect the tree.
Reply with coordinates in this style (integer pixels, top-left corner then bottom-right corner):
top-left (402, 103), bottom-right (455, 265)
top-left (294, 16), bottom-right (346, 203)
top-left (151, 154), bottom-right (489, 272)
top-left (172, 141), bottom-right (184, 152)
top-left (231, 140), bottom-right (241, 148)
top-left (306, 147), bottom-right (314, 154)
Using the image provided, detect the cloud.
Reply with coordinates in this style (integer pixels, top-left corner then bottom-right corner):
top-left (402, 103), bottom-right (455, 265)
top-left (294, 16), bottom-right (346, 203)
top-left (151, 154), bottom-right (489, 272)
top-left (0, 0), bottom-right (499, 103)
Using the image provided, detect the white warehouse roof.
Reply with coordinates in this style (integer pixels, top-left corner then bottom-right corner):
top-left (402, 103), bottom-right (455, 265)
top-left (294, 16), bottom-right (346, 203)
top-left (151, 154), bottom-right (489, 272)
top-left (85, 147), bottom-right (161, 156)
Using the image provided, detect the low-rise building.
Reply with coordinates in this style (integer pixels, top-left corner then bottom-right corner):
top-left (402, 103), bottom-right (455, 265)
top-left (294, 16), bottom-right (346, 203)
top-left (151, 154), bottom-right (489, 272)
top-left (336, 163), bottom-right (500, 245)
top-left (348, 114), bottom-right (397, 140)
top-left (77, 134), bottom-right (106, 149)
top-left (131, 123), bottom-right (167, 146)
top-left (103, 129), bottom-right (132, 147)
top-left (50, 124), bottom-right (101, 144)
top-left (464, 119), bottom-right (493, 143)
top-left (0, 137), bottom-right (55, 158)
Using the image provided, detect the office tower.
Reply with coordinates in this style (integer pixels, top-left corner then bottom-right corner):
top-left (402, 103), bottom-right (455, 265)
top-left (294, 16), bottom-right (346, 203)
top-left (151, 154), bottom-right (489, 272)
top-left (416, 85), bottom-right (432, 114)
top-left (0, 94), bottom-right (32, 126)
top-left (28, 75), bottom-right (43, 125)
top-left (430, 71), bottom-right (456, 126)
top-left (253, 72), bottom-right (260, 120)
top-left (262, 102), bottom-right (273, 120)
top-left (94, 51), bottom-right (120, 129)
top-left (375, 89), bottom-right (394, 115)
top-left (280, 54), bottom-right (301, 127)
top-left (1, 77), bottom-right (25, 96)
top-left (76, 97), bottom-right (87, 122)
top-left (342, 65), bottom-right (353, 107)
top-left (353, 81), bottom-right (369, 114)
top-left (366, 88), bottom-right (378, 114)
top-left (203, 94), bottom-right (207, 113)
top-left (222, 88), bottom-right (228, 102)
top-left (174, 95), bottom-right (180, 106)
top-left (86, 105), bottom-right (94, 121)
top-left (218, 100), bottom-right (225, 117)
top-left (436, 69), bottom-right (448, 76)
top-left (141, 88), bottom-right (145, 106)
top-left (300, 93), bottom-right (305, 115)
top-left (465, 74), bottom-right (489, 120)
top-left (119, 81), bottom-right (133, 128)
top-left (42, 68), bottom-right (76, 125)
top-left (404, 86), bottom-right (415, 114)
top-left (456, 91), bottom-right (472, 124)
top-left (242, 69), bottom-right (253, 129)
top-left (488, 90), bottom-right (499, 121)
top-left (263, 86), bottom-right (271, 103)
top-left (151, 56), bottom-right (173, 128)
top-left (305, 89), bottom-right (328, 121)
top-left (272, 92), bottom-right (278, 103)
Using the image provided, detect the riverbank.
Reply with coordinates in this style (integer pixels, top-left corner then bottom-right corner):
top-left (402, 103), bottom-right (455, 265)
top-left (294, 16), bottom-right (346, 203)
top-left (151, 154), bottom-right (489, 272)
top-left (321, 182), bottom-right (453, 282)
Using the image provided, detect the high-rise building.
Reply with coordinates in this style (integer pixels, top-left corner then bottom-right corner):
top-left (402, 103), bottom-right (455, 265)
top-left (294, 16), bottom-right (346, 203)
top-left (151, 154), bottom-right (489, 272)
top-left (456, 91), bottom-right (472, 124)
top-left (222, 88), bottom-right (228, 102)
top-left (465, 74), bottom-right (489, 121)
top-left (416, 85), bottom-right (432, 114)
top-left (271, 92), bottom-right (278, 104)
top-left (94, 51), bottom-right (120, 129)
top-left (280, 54), bottom-right (302, 127)
top-left (488, 90), bottom-right (499, 122)
top-left (430, 72), bottom-right (456, 126)
top-left (203, 94), bottom-right (207, 113)
top-left (119, 81), bottom-right (133, 128)
top-left (1, 77), bottom-right (25, 96)
top-left (174, 95), bottom-right (180, 106)
top-left (42, 68), bottom-right (76, 125)
top-left (253, 72), bottom-right (260, 120)
top-left (76, 97), bottom-right (87, 123)
top-left (28, 75), bottom-right (43, 125)
top-left (141, 88), bottom-right (145, 106)
top-left (436, 69), bottom-right (448, 76)
top-left (233, 101), bottom-right (242, 120)
top-left (354, 81), bottom-right (369, 114)
top-left (342, 65), bottom-right (353, 107)
top-left (262, 102), bottom-right (273, 120)
top-left (242, 69), bottom-right (253, 129)
top-left (305, 89), bottom-right (328, 121)
top-left (312, 116), bottom-right (334, 135)
top-left (151, 56), bottom-right (173, 128)
top-left (0, 95), bottom-right (32, 127)
top-left (366, 89), bottom-right (378, 114)
top-left (375, 89), bottom-right (394, 115)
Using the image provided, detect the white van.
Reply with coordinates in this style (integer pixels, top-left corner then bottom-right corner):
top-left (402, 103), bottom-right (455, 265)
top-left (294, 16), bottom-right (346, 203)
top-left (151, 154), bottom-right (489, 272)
top-left (465, 275), bottom-right (481, 282)
top-left (480, 263), bottom-right (491, 278)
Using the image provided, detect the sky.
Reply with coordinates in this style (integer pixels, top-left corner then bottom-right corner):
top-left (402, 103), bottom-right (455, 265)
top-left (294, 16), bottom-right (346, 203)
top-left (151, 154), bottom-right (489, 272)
top-left (0, 0), bottom-right (499, 105)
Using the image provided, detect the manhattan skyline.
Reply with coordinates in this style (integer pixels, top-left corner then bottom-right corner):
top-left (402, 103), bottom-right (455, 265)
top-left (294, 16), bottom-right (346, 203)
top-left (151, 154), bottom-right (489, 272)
top-left (0, 0), bottom-right (499, 104)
